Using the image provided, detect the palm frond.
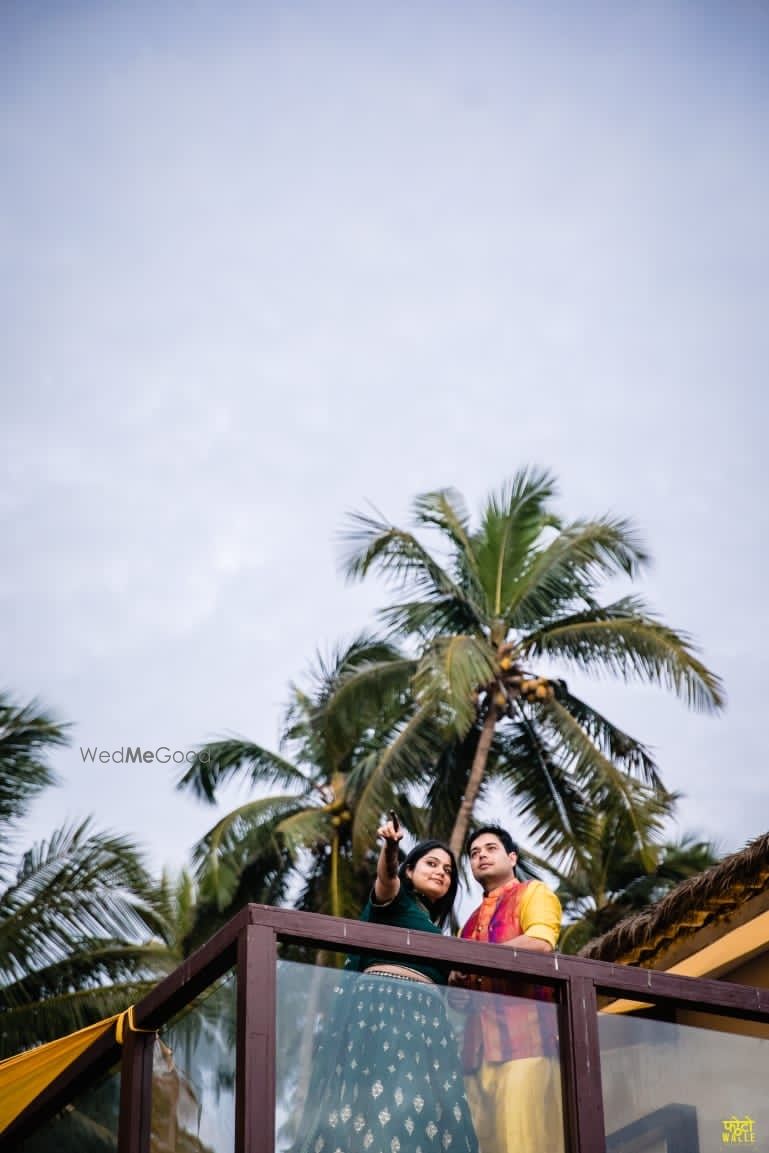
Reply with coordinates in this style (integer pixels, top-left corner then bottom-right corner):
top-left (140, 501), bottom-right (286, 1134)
top-left (378, 598), bottom-right (483, 639)
top-left (0, 694), bottom-right (68, 857)
top-left (474, 468), bottom-right (558, 617)
top-left (341, 510), bottom-right (486, 633)
top-left (191, 794), bottom-right (306, 909)
top-left (492, 716), bottom-right (593, 859)
top-left (153, 868), bottom-right (198, 952)
top-left (554, 821), bottom-right (719, 955)
top-left (523, 847), bottom-right (572, 889)
top-left (423, 730), bottom-right (485, 843)
top-left (525, 596), bottom-right (725, 712)
top-left (0, 978), bottom-right (161, 1059)
top-left (1, 942), bottom-right (173, 1012)
top-left (550, 682), bottom-right (662, 789)
top-left (0, 820), bottom-right (164, 990)
top-left (183, 846), bottom-right (295, 952)
top-left (292, 847), bottom-right (370, 921)
top-left (506, 517), bottom-right (649, 628)
top-left (412, 488), bottom-right (484, 594)
top-left (348, 708), bottom-right (445, 862)
top-left (315, 655), bottom-right (416, 763)
top-left (177, 739), bottom-right (316, 803)
top-left (533, 698), bottom-right (661, 854)
top-left (274, 807), bottom-right (332, 855)
top-left (388, 796), bottom-right (430, 841)
top-left (413, 635), bottom-right (497, 735)
top-left (296, 634), bottom-right (407, 713)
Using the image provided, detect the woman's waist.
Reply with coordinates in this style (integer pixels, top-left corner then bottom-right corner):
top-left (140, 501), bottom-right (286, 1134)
top-left (363, 963), bottom-right (436, 985)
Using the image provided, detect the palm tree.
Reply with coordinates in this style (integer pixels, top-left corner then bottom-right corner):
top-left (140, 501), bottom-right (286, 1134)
top-left (532, 785), bottom-right (720, 954)
top-left (0, 693), bottom-right (67, 863)
top-left (0, 696), bottom-right (227, 1153)
top-left (0, 693), bottom-right (171, 1057)
top-left (177, 637), bottom-right (426, 943)
top-left (340, 468), bottom-right (724, 858)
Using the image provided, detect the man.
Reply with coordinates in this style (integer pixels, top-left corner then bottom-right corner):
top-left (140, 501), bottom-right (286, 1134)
top-left (454, 825), bottom-right (563, 1153)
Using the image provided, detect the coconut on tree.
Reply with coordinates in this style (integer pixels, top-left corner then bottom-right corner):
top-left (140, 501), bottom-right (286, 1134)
top-left (339, 467), bottom-right (724, 859)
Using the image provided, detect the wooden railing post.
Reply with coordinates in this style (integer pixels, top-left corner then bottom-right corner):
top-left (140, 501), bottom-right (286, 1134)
top-left (117, 1025), bottom-right (155, 1153)
top-left (236, 922), bottom-right (277, 1153)
top-left (560, 975), bottom-right (607, 1153)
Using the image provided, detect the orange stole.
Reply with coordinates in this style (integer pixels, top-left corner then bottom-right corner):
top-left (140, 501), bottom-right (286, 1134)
top-left (460, 882), bottom-right (557, 1070)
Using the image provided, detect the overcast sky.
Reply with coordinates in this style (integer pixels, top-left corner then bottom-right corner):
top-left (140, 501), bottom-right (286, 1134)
top-left (2, 1), bottom-right (768, 889)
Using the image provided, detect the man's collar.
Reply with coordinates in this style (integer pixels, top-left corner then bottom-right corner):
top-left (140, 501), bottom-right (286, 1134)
top-left (482, 876), bottom-right (518, 899)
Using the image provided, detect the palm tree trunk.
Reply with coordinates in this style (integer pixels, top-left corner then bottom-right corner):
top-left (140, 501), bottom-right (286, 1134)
top-left (449, 704), bottom-right (497, 858)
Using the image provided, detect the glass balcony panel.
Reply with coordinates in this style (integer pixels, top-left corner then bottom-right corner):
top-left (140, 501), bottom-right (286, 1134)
top-left (276, 957), bottom-right (565, 1153)
top-left (150, 971), bottom-right (236, 1153)
top-left (599, 1004), bottom-right (769, 1153)
top-left (16, 1064), bottom-right (121, 1152)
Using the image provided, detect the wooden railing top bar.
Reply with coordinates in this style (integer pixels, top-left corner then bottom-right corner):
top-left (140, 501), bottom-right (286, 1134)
top-left (243, 905), bottom-right (769, 1023)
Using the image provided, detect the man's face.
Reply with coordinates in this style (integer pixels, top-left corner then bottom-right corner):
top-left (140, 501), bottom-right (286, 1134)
top-left (468, 834), bottom-right (517, 890)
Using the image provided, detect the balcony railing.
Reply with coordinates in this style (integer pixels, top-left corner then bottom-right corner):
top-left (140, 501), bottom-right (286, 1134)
top-left (5, 903), bottom-right (769, 1153)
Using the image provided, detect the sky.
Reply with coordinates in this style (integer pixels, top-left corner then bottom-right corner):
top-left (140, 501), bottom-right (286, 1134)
top-left (2, 1), bottom-right (768, 895)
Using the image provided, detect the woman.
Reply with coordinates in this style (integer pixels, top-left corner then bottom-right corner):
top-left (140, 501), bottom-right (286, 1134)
top-left (294, 819), bottom-right (479, 1153)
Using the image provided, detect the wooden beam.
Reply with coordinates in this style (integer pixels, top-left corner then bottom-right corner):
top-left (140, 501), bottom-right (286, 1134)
top-left (561, 976), bottom-right (607, 1153)
top-left (235, 924), bottom-right (277, 1153)
top-left (117, 1025), bottom-right (155, 1153)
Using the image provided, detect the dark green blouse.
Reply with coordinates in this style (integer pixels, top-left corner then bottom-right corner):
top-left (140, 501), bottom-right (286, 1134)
top-left (345, 883), bottom-right (450, 985)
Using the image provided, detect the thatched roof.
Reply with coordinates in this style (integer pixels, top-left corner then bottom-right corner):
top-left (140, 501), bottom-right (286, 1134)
top-left (580, 831), bottom-right (769, 968)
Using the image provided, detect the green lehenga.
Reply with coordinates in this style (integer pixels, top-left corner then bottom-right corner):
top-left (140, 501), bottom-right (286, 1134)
top-left (294, 973), bottom-right (478, 1153)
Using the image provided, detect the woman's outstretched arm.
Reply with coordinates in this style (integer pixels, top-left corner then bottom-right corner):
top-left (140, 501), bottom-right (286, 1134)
top-left (373, 817), bottom-right (403, 904)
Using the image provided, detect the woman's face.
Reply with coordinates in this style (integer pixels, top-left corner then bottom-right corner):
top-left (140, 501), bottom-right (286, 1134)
top-left (406, 848), bottom-right (454, 902)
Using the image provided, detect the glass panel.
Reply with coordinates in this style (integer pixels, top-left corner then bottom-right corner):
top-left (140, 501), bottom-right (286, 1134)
top-left (151, 971), bottom-right (236, 1153)
top-left (599, 1005), bottom-right (769, 1153)
top-left (276, 958), bottom-right (565, 1153)
top-left (16, 1064), bottom-right (120, 1152)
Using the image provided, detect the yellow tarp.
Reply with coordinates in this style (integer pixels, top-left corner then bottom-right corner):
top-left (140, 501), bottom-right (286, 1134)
top-left (0, 1009), bottom-right (141, 1135)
